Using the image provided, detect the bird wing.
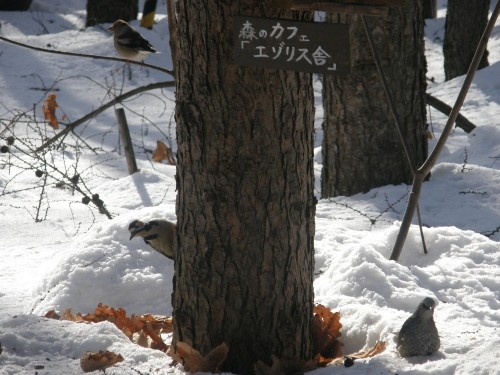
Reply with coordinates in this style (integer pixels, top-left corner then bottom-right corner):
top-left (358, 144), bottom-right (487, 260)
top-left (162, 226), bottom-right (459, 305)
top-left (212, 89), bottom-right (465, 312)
top-left (117, 28), bottom-right (156, 53)
top-left (397, 315), bottom-right (416, 345)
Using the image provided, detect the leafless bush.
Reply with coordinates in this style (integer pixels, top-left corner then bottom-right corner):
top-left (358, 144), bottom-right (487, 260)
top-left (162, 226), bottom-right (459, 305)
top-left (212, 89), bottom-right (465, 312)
top-left (0, 72), bottom-right (175, 228)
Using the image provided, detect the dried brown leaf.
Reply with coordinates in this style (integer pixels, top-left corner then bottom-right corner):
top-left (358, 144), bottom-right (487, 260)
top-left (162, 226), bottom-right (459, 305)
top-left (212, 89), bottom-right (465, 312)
top-left (349, 340), bottom-right (386, 359)
top-left (44, 310), bottom-right (60, 320)
top-left (152, 140), bottom-right (175, 164)
top-left (330, 341), bottom-right (386, 366)
top-left (61, 308), bottom-right (85, 323)
top-left (45, 303), bottom-right (172, 352)
top-left (132, 331), bottom-right (151, 348)
top-left (142, 320), bottom-right (169, 352)
top-left (313, 304), bottom-right (342, 338)
top-left (80, 350), bottom-right (124, 372)
top-left (203, 342), bottom-right (230, 372)
top-left (169, 341), bottom-right (229, 373)
top-left (312, 304), bottom-right (343, 364)
top-left (42, 92), bottom-right (59, 129)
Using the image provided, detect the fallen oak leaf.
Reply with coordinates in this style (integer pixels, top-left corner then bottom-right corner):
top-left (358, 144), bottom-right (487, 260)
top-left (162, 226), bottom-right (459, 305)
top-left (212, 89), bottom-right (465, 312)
top-left (168, 341), bottom-right (201, 370)
top-left (312, 304), bottom-right (343, 363)
top-left (142, 320), bottom-right (169, 352)
top-left (202, 342), bottom-right (230, 372)
top-left (132, 331), bottom-right (151, 348)
top-left (349, 340), bottom-right (386, 359)
top-left (61, 308), bottom-right (86, 323)
top-left (44, 310), bottom-right (61, 320)
top-left (169, 341), bottom-right (204, 372)
top-left (80, 350), bottom-right (124, 372)
top-left (330, 341), bottom-right (386, 366)
top-left (313, 304), bottom-right (342, 339)
top-left (169, 341), bottom-right (228, 373)
top-left (45, 304), bottom-right (172, 352)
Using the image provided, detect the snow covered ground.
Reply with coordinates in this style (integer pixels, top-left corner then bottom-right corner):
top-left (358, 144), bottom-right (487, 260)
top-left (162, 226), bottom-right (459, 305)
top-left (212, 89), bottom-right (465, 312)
top-left (0, 0), bottom-right (499, 374)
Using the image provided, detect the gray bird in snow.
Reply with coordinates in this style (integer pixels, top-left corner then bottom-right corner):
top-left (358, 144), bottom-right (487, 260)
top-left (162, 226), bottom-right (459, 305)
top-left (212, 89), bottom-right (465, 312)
top-left (397, 297), bottom-right (440, 357)
top-left (107, 19), bottom-right (157, 61)
top-left (129, 219), bottom-right (176, 260)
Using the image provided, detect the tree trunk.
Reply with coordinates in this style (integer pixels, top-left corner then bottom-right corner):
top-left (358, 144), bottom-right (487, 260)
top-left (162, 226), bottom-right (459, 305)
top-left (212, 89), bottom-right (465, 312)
top-left (423, 0), bottom-right (437, 19)
top-left (173, 2), bottom-right (315, 374)
top-left (86, 0), bottom-right (138, 27)
top-left (443, 0), bottom-right (489, 81)
top-left (321, 1), bottom-right (427, 198)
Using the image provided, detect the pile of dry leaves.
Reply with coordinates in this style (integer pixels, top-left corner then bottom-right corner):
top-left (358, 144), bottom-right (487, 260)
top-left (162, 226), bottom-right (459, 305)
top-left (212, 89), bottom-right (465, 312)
top-left (46, 303), bottom-right (385, 373)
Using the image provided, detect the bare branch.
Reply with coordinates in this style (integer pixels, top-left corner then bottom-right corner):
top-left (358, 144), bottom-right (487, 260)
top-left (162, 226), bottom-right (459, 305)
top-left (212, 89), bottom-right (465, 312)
top-left (0, 35), bottom-right (174, 77)
top-left (390, 0), bottom-right (500, 261)
top-left (35, 81), bottom-right (175, 153)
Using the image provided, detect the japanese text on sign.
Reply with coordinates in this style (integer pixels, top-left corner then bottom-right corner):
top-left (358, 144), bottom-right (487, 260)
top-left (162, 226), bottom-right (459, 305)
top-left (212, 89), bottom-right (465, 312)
top-left (233, 16), bottom-right (350, 75)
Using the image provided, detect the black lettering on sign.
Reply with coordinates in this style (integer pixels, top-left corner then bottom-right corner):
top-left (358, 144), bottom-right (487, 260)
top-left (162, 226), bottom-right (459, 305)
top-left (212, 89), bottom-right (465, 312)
top-left (233, 16), bottom-right (350, 75)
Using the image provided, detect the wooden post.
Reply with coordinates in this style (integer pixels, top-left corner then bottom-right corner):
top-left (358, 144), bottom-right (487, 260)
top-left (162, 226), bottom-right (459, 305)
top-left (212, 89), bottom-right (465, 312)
top-left (115, 107), bottom-right (138, 175)
top-left (426, 93), bottom-right (476, 133)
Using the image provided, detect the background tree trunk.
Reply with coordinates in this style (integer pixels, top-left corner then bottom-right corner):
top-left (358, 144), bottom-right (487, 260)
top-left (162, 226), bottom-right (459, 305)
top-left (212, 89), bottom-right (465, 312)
top-left (173, 2), bottom-right (315, 374)
top-left (443, 0), bottom-right (490, 81)
top-left (423, 0), bottom-right (437, 19)
top-left (86, 0), bottom-right (138, 27)
top-left (321, 1), bottom-right (427, 198)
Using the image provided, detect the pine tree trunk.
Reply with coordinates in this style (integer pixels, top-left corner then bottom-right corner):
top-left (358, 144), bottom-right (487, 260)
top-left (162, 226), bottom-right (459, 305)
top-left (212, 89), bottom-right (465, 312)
top-left (321, 1), bottom-right (427, 197)
top-left (173, 2), bottom-right (315, 374)
top-left (86, 0), bottom-right (138, 27)
top-left (423, 0), bottom-right (437, 19)
top-left (443, 0), bottom-right (489, 81)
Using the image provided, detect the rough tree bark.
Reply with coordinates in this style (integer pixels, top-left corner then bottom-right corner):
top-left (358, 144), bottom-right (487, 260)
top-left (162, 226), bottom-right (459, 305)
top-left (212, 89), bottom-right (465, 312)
top-left (173, 1), bottom-right (315, 374)
top-left (86, 0), bottom-right (138, 27)
top-left (321, 1), bottom-right (427, 197)
top-left (444, 0), bottom-right (489, 81)
top-left (423, 0), bottom-right (437, 19)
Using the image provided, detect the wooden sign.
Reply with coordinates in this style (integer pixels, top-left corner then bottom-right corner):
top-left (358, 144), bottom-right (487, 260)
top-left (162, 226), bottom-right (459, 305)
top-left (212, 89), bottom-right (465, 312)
top-left (271, 0), bottom-right (404, 16)
top-left (233, 16), bottom-right (350, 75)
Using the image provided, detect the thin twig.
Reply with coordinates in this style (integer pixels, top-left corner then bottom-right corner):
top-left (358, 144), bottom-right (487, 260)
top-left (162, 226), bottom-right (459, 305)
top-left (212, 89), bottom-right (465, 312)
top-left (0, 35), bottom-right (174, 77)
top-left (361, 15), bottom-right (428, 254)
top-left (415, 204), bottom-right (428, 254)
top-left (361, 16), bottom-right (414, 174)
top-left (35, 81), bottom-right (175, 153)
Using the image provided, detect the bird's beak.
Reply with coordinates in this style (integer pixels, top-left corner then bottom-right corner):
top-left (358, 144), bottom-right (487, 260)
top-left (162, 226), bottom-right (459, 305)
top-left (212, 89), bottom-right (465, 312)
top-left (107, 25), bottom-right (114, 32)
top-left (129, 229), bottom-right (141, 240)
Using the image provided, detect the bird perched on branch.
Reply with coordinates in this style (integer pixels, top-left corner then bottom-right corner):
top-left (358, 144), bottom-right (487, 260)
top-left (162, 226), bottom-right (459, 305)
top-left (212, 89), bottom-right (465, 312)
top-left (107, 19), bottom-right (157, 62)
top-left (129, 219), bottom-right (176, 260)
top-left (397, 297), bottom-right (440, 357)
